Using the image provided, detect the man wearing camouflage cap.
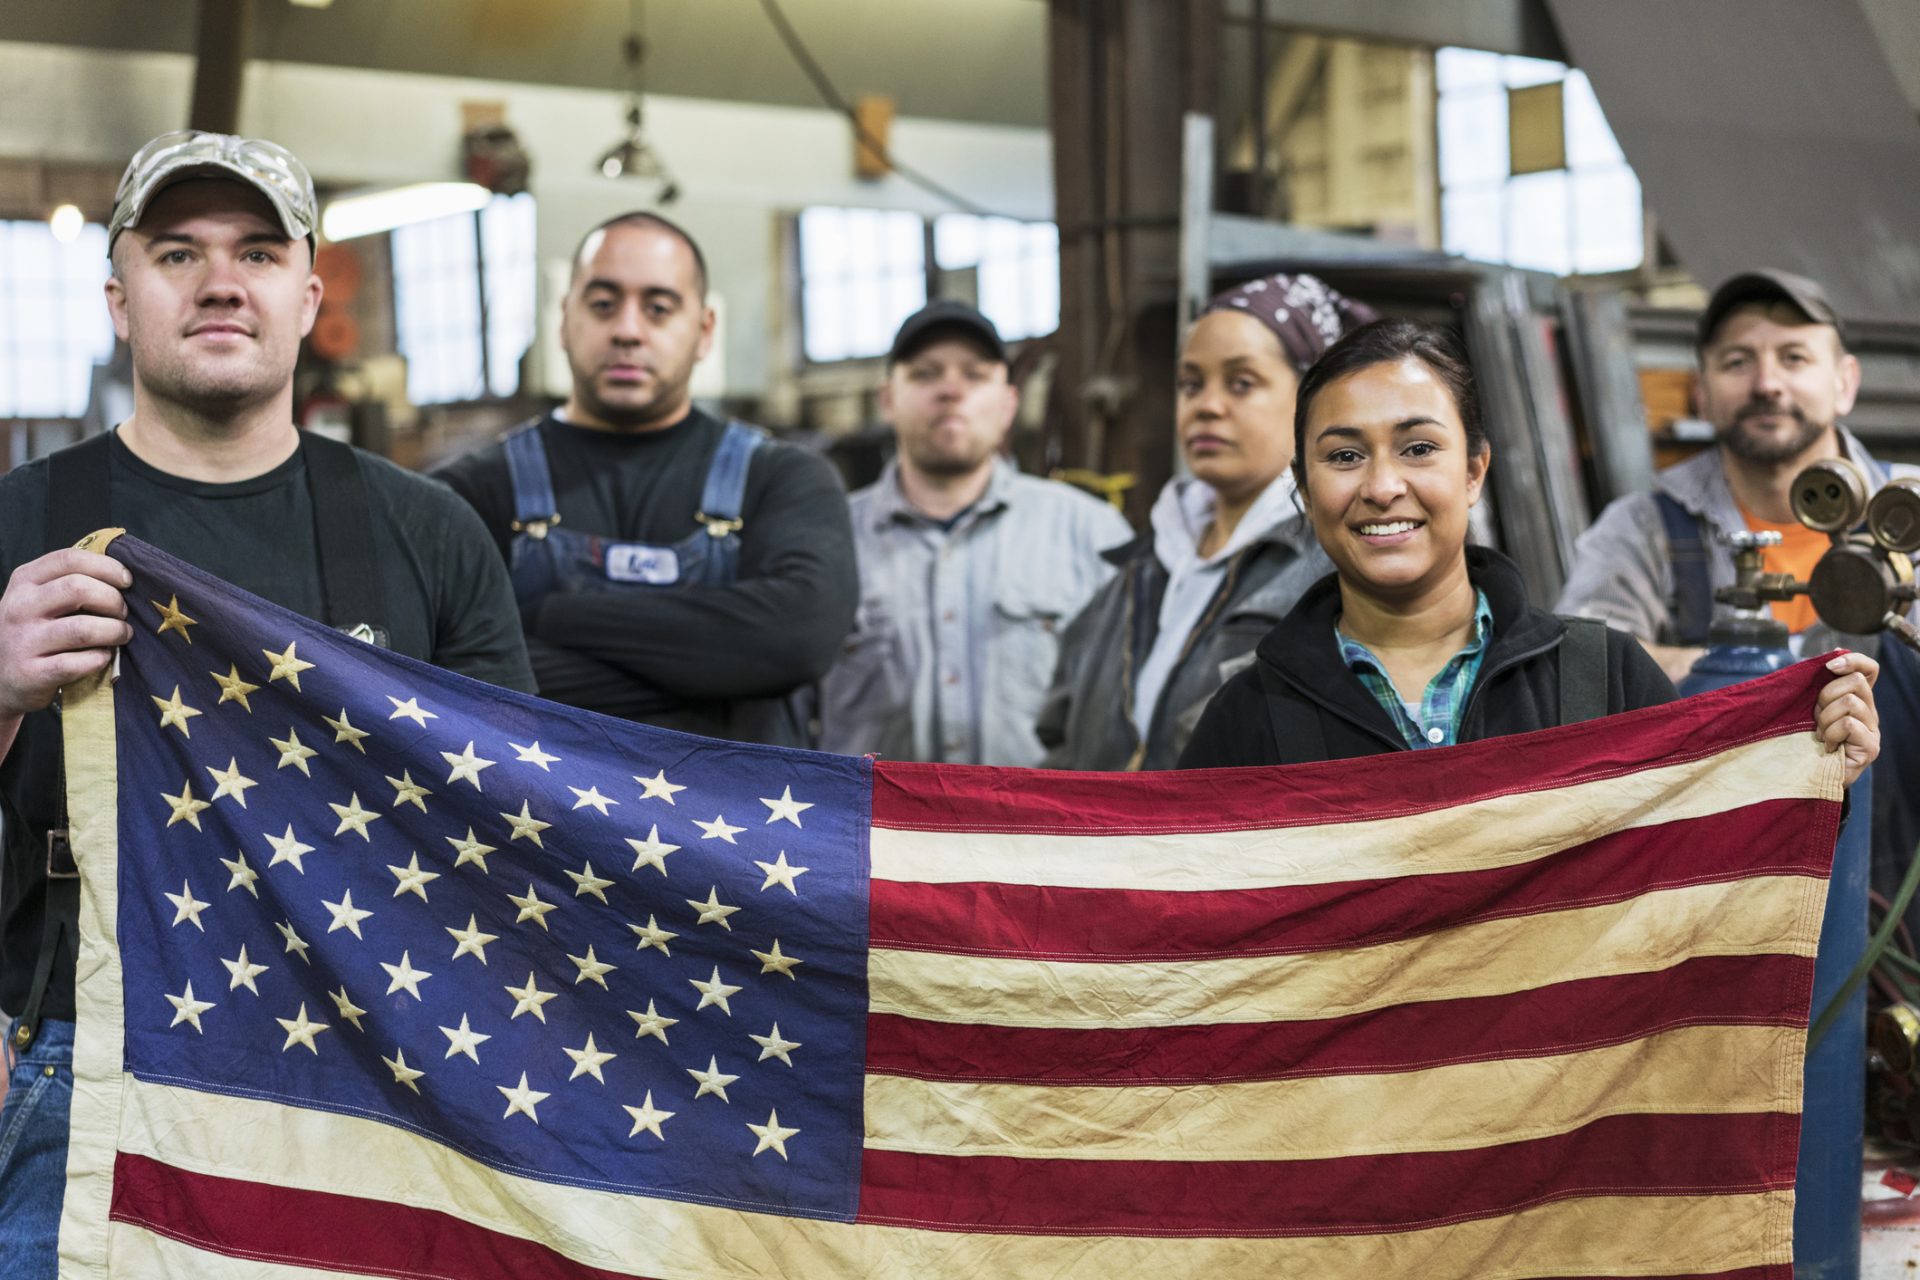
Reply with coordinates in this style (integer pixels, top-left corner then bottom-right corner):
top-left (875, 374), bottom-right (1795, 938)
top-left (0, 131), bottom-right (532, 1273)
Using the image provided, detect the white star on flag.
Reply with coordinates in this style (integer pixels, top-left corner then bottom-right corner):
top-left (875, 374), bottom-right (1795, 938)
top-left (386, 695), bottom-right (438, 727)
top-left (626, 825), bottom-right (680, 876)
top-left (439, 1014), bottom-right (491, 1063)
top-left (563, 1033), bottom-right (617, 1083)
top-left (380, 950), bottom-right (432, 999)
top-left (689, 966), bottom-right (743, 1016)
top-left (634, 769), bottom-right (685, 804)
top-left (747, 1108), bottom-right (800, 1159)
top-left (754, 851), bottom-right (809, 895)
top-left (569, 786), bottom-right (617, 814)
top-left (166, 981), bottom-right (215, 1032)
top-left (276, 1003), bottom-right (329, 1054)
top-left (509, 741), bottom-right (561, 770)
top-left (264, 825), bottom-right (315, 873)
top-left (750, 1023), bottom-right (802, 1067)
top-left (694, 814), bottom-right (744, 843)
top-left (382, 1047), bottom-right (425, 1094)
top-left (760, 785), bottom-right (813, 827)
top-left (165, 880), bottom-right (209, 931)
top-left (686, 1056), bottom-right (739, 1103)
top-left (441, 741), bottom-right (495, 789)
top-left (623, 1091), bottom-right (674, 1140)
top-left (221, 944), bottom-right (268, 995)
top-left (497, 1072), bottom-right (550, 1123)
top-left (387, 853), bottom-right (441, 901)
top-left (321, 889), bottom-right (373, 939)
top-left (626, 999), bottom-right (679, 1045)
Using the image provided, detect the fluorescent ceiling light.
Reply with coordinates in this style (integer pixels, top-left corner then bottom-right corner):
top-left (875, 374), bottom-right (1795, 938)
top-left (321, 183), bottom-right (492, 241)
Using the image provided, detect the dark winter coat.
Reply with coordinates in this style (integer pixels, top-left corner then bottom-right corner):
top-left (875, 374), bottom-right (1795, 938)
top-left (1178, 547), bottom-right (1676, 768)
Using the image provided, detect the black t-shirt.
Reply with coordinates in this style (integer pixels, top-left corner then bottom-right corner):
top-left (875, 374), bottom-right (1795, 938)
top-left (0, 433), bottom-right (535, 1020)
top-left (435, 408), bottom-right (858, 736)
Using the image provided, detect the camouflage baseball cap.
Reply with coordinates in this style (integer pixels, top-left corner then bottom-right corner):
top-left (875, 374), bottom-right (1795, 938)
top-left (108, 130), bottom-right (318, 254)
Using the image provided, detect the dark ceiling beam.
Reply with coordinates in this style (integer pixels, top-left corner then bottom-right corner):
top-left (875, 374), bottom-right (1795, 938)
top-left (1222, 0), bottom-right (1565, 59)
top-left (188, 0), bottom-right (254, 133)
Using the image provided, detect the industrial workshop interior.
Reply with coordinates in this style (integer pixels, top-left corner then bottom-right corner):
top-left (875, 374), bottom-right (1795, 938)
top-left (4, 2), bottom-right (1920, 1278)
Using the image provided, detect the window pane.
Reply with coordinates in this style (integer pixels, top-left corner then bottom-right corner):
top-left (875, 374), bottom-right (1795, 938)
top-left (1442, 187), bottom-right (1505, 263)
top-left (480, 193), bottom-right (537, 399)
top-left (1505, 170), bottom-right (1572, 276)
top-left (1571, 165), bottom-right (1645, 273)
top-left (804, 281), bottom-right (851, 363)
top-left (1026, 224), bottom-right (1060, 338)
top-left (933, 213), bottom-right (984, 269)
top-left (1564, 71), bottom-right (1626, 169)
top-left (798, 207), bottom-right (850, 281)
top-left (0, 219), bottom-right (113, 419)
top-left (392, 209), bottom-right (484, 405)
top-left (1438, 89), bottom-right (1510, 189)
top-left (797, 206), bottom-right (926, 361)
top-left (1436, 47), bottom-right (1502, 93)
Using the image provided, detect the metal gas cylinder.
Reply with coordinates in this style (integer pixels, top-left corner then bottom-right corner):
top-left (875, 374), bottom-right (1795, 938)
top-left (1680, 541), bottom-right (1869, 1280)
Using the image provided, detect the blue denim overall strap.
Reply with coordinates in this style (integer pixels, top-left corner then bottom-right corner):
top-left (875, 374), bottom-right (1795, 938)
top-left (504, 419), bottom-right (766, 613)
top-left (689, 420), bottom-right (765, 585)
top-left (503, 421), bottom-right (561, 536)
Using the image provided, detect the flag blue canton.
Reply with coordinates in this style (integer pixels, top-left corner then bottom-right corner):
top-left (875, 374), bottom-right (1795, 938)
top-left (112, 539), bottom-right (873, 1220)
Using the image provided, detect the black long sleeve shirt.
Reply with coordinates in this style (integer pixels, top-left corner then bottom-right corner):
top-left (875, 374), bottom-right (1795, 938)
top-left (435, 409), bottom-right (859, 740)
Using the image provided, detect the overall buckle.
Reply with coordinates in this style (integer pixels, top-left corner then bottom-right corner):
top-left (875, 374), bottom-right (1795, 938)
top-left (511, 514), bottom-right (562, 541)
top-left (46, 829), bottom-right (78, 880)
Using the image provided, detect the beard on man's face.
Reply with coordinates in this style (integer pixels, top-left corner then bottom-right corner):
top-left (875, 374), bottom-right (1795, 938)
top-left (1717, 397), bottom-right (1830, 465)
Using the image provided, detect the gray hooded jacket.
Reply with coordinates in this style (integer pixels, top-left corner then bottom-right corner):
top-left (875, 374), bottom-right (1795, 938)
top-left (1037, 508), bottom-right (1330, 770)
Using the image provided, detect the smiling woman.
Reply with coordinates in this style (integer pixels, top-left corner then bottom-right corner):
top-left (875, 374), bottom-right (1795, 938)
top-left (1177, 319), bottom-right (1882, 780)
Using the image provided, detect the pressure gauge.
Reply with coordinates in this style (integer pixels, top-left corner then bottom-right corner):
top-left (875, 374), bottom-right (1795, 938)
top-left (1791, 458), bottom-right (1869, 534)
top-left (1867, 477), bottom-right (1920, 554)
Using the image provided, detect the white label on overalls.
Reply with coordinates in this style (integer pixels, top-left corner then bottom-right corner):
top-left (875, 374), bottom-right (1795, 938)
top-left (605, 544), bottom-right (681, 585)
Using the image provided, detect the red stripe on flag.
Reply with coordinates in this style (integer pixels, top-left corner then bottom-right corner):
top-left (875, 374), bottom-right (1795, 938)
top-left (111, 1151), bottom-right (650, 1280)
top-left (871, 660), bottom-right (1829, 833)
top-left (871, 800), bottom-right (1827, 960)
top-left (856, 1111), bottom-right (1797, 1235)
top-left (866, 953), bottom-right (1812, 1084)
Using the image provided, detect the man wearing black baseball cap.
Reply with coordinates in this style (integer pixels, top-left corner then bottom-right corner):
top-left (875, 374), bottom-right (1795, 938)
top-left (1559, 267), bottom-right (1917, 676)
top-left (0, 132), bottom-right (531, 1274)
top-left (817, 300), bottom-right (1130, 764)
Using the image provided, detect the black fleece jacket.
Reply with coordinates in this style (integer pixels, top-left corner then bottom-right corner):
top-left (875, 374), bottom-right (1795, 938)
top-left (1179, 547), bottom-right (1676, 768)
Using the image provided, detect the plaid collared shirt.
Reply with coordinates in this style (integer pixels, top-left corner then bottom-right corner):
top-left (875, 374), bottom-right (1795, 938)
top-left (1336, 591), bottom-right (1495, 749)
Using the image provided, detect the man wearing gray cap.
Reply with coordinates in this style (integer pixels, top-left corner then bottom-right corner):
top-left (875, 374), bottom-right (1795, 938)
top-left (0, 131), bottom-right (531, 1274)
top-left (1557, 268), bottom-right (1917, 677)
top-left (817, 300), bottom-right (1130, 764)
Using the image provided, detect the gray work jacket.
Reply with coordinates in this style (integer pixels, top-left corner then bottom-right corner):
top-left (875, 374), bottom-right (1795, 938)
top-left (1556, 428), bottom-right (1917, 653)
top-left (818, 459), bottom-right (1132, 765)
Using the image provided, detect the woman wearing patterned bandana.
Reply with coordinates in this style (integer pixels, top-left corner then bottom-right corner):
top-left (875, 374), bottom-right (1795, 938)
top-left (1037, 273), bottom-right (1375, 770)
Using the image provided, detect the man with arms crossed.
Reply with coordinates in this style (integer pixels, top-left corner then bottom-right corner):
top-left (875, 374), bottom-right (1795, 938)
top-left (437, 213), bottom-right (856, 746)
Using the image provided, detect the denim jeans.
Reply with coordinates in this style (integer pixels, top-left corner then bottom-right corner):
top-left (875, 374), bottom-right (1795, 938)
top-left (0, 1018), bottom-right (73, 1280)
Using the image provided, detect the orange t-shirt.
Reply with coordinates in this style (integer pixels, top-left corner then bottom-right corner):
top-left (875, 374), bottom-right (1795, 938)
top-left (1737, 504), bottom-right (1828, 633)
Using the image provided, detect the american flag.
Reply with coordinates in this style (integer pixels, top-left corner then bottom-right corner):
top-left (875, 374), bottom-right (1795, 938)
top-left (59, 532), bottom-right (1841, 1279)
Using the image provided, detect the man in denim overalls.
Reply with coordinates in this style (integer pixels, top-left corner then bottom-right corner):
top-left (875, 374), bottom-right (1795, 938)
top-left (438, 213), bottom-right (857, 747)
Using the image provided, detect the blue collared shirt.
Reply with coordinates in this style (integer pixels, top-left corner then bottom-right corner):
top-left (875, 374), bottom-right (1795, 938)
top-left (1337, 591), bottom-right (1495, 749)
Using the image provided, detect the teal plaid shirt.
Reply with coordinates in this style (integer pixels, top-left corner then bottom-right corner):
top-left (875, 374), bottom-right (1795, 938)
top-left (1336, 591), bottom-right (1495, 749)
